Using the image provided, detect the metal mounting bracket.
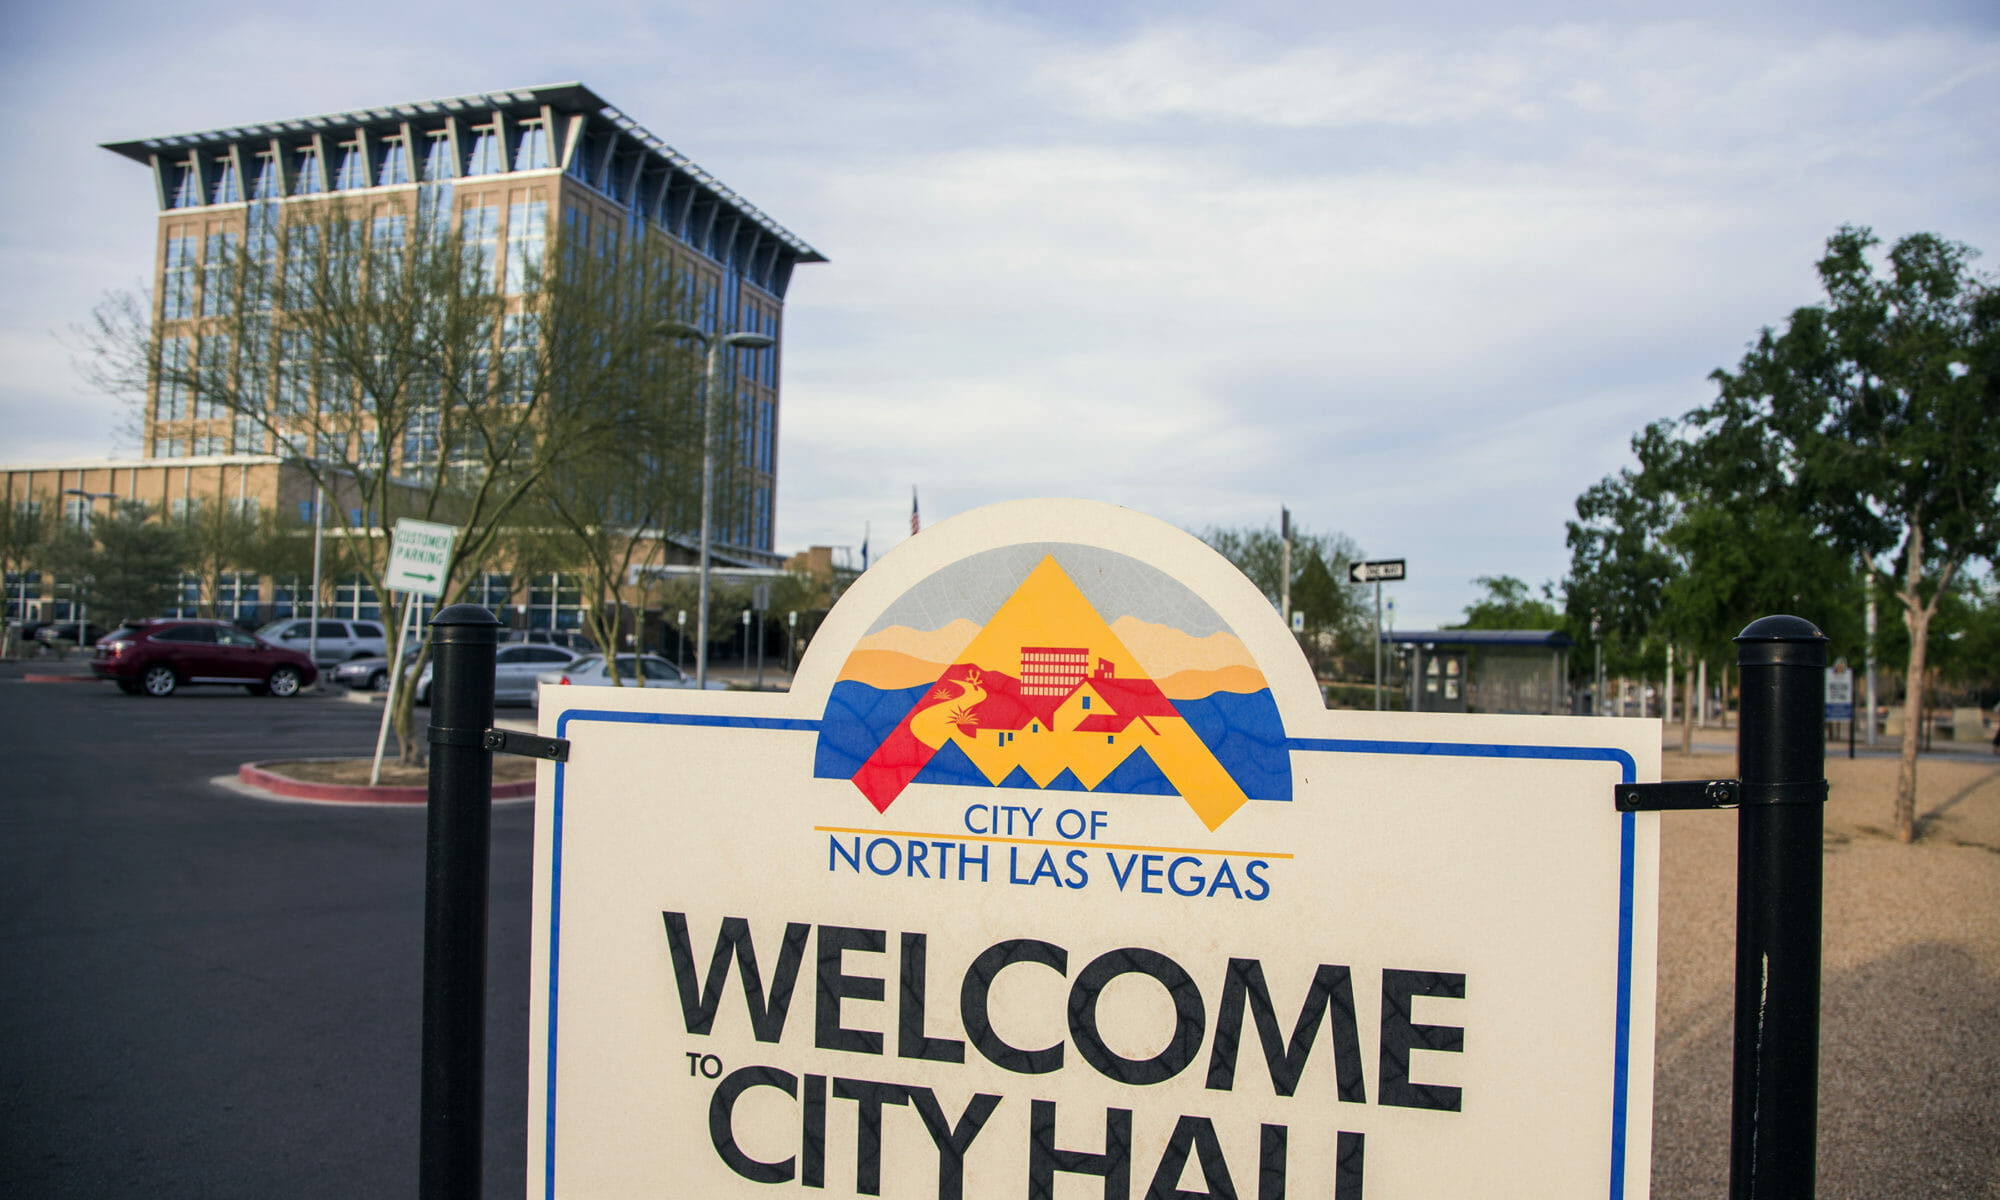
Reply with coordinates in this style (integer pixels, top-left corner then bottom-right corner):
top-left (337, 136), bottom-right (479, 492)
top-left (1614, 778), bottom-right (1827, 812)
top-left (482, 728), bottom-right (570, 763)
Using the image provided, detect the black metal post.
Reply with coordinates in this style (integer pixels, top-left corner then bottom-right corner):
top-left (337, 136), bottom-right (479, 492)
top-left (420, 603), bottom-right (501, 1200)
top-left (1730, 615), bottom-right (1827, 1199)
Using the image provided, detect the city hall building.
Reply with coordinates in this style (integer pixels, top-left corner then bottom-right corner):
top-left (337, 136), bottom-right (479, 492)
top-left (3, 83), bottom-right (821, 632)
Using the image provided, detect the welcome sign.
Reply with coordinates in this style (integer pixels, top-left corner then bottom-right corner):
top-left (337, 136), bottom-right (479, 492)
top-left (528, 500), bottom-right (1661, 1198)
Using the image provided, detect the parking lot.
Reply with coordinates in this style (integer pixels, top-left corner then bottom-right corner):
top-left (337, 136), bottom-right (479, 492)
top-left (0, 668), bottom-right (532, 1198)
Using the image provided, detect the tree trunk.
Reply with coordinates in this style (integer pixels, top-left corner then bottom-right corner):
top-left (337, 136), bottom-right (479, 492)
top-left (1895, 594), bottom-right (1928, 843)
top-left (1681, 667), bottom-right (1695, 754)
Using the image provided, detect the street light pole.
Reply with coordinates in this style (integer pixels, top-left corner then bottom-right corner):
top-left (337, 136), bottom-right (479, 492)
top-left (655, 322), bottom-right (775, 689)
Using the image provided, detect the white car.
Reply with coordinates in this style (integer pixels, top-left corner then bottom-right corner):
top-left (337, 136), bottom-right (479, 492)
top-left (531, 654), bottom-right (728, 708)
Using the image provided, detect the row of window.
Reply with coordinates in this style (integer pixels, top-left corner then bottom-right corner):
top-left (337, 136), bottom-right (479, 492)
top-left (167, 121), bottom-right (557, 211)
top-left (160, 197), bottom-right (545, 324)
top-left (6, 570), bottom-right (588, 630)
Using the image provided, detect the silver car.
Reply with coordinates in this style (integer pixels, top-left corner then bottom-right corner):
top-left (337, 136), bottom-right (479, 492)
top-left (414, 642), bottom-right (583, 706)
top-left (256, 618), bottom-right (389, 667)
top-left (530, 654), bottom-right (727, 709)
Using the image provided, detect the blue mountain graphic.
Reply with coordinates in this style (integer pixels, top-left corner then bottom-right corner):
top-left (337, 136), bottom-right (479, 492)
top-left (998, 765), bottom-right (1040, 789)
top-left (1093, 747), bottom-right (1177, 796)
top-left (910, 738), bottom-right (992, 789)
top-left (1045, 767), bottom-right (1088, 792)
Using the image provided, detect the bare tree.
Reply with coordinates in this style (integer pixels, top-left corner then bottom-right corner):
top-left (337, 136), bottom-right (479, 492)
top-left (81, 195), bottom-right (710, 763)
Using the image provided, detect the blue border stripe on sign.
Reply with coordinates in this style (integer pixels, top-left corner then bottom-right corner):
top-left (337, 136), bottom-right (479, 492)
top-left (541, 713), bottom-right (1642, 1199)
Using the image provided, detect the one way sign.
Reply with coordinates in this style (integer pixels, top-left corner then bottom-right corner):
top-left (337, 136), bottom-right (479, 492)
top-left (1349, 558), bottom-right (1407, 584)
top-left (384, 518), bottom-right (457, 598)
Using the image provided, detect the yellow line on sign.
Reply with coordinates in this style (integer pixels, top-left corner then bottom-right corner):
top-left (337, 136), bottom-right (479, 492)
top-left (810, 825), bottom-right (1293, 860)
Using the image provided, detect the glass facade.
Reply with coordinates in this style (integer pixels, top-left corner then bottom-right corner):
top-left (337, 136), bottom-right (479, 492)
top-left (378, 137), bottom-right (411, 187)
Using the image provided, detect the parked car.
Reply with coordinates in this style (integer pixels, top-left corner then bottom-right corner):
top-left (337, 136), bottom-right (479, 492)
top-left (530, 654), bottom-right (729, 709)
top-left (91, 618), bottom-right (318, 697)
top-left (331, 645), bottom-right (424, 692)
top-left (413, 642), bottom-right (583, 706)
top-left (34, 620), bottom-right (111, 648)
top-left (255, 618), bottom-right (389, 666)
top-left (505, 629), bottom-right (597, 652)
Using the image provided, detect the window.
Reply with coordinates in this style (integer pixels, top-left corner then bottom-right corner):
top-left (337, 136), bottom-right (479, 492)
top-left (504, 200), bottom-right (546, 293)
top-left (473, 572), bottom-right (511, 609)
top-left (404, 404), bottom-right (441, 471)
top-left (465, 125), bottom-right (503, 176)
top-left (514, 121), bottom-right (552, 171)
top-left (357, 429), bottom-right (382, 467)
top-left (463, 203), bottom-right (501, 286)
top-left (333, 140), bottom-right (369, 191)
top-left (276, 332), bottom-right (312, 416)
top-left (378, 137), bottom-right (411, 187)
top-left (162, 235), bottom-right (198, 320)
top-left (194, 335), bottom-right (230, 419)
top-left (155, 436), bottom-right (187, 458)
top-left (333, 576), bottom-right (381, 621)
top-left (240, 316), bottom-right (271, 408)
top-left (315, 432), bottom-right (349, 462)
top-left (501, 312), bottom-right (539, 404)
top-left (370, 214), bottom-right (407, 296)
top-left (422, 132), bottom-right (456, 181)
top-left (233, 414), bottom-right (266, 453)
top-left (284, 224), bottom-right (319, 307)
top-left (294, 144), bottom-right (323, 194)
top-left (168, 574), bottom-right (202, 618)
top-left (227, 496), bottom-right (259, 519)
top-left (202, 232), bottom-right (237, 317)
top-left (171, 159), bottom-right (202, 208)
top-left (158, 336), bottom-right (192, 421)
top-left (192, 432), bottom-right (227, 457)
top-left (211, 157), bottom-right (241, 205)
top-left (217, 572), bottom-right (259, 621)
top-left (250, 153), bottom-right (282, 201)
top-left (245, 204), bottom-right (279, 311)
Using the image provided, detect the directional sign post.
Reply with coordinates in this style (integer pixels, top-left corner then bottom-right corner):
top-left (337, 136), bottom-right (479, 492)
top-left (372, 519), bottom-right (459, 785)
top-left (1349, 559), bottom-right (1408, 710)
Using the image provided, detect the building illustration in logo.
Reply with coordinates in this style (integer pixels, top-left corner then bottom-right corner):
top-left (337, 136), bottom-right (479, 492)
top-left (814, 548), bottom-right (1290, 830)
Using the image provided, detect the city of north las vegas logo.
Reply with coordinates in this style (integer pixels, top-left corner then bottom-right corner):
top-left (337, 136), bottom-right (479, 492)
top-left (812, 546), bottom-right (1290, 830)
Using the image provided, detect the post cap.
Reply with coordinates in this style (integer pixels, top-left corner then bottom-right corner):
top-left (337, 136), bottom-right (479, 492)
top-left (429, 603), bottom-right (503, 630)
top-left (1734, 614), bottom-right (1827, 667)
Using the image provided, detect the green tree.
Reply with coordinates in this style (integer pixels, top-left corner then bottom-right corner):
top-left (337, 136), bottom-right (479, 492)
top-left (176, 498), bottom-right (261, 619)
top-left (41, 502), bottom-right (189, 625)
top-left (1699, 226), bottom-right (2000, 840)
top-left (1456, 575), bottom-right (1562, 630)
top-left (1199, 523), bottom-right (1372, 677)
top-left (2, 499), bottom-right (52, 627)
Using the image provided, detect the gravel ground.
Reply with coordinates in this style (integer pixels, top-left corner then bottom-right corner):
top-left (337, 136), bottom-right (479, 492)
top-left (1651, 733), bottom-right (2000, 1198)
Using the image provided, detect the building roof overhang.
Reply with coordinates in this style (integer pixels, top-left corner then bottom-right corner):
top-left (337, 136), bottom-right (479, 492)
top-left (100, 81), bottom-right (824, 265)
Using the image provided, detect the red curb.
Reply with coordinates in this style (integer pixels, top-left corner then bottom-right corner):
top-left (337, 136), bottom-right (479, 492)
top-left (238, 760), bottom-right (535, 804)
top-left (24, 674), bottom-right (99, 683)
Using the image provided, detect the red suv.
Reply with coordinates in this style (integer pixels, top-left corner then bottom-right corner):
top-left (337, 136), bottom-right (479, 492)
top-left (92, 619), bottom-right (319, 698)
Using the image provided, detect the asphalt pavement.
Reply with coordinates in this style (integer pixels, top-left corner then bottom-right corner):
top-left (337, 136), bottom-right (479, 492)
top-left (0, 667), bottom-right (532, 1198)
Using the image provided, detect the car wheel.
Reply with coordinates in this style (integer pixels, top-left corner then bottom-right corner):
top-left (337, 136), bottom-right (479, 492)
top-left (116, 680), bottom-right (142, 695)
top-left (369, 669), bottom-right (389, 692)
top-left (266, 666), bottom-right (303, 698)
top-left (141, 664), bottom-right (178, 697)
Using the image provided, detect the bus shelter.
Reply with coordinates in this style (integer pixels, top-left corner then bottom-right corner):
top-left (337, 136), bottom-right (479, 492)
top-left (1384, 629), bottom-right (1574, 715)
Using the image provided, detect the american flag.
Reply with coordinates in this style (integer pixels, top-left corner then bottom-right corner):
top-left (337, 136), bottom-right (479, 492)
top-left (910, 487), bottom-right (920, 535)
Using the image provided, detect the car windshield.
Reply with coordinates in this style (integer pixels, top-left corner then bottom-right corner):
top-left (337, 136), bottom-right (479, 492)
top-left (568, 656), bottom-right (605, 675)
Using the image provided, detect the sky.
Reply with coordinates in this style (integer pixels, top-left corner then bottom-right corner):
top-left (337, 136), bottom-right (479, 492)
top-left (3, 0), bottom-right (1996, 628)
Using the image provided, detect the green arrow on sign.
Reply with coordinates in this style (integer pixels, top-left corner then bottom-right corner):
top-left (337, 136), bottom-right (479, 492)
top-left (409, 572), bottom-right (436, 582)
